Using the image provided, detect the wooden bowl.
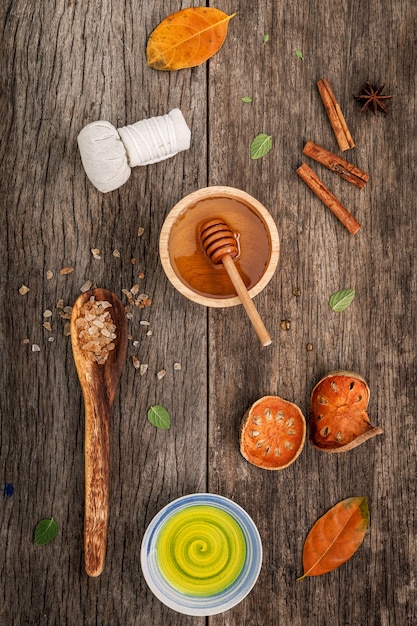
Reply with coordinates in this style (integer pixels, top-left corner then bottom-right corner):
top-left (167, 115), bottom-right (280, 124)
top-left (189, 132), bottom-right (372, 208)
top-left (159, 186), bottom-right (280, 308)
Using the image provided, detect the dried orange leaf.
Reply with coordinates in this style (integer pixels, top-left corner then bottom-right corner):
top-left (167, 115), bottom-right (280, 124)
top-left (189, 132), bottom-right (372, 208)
top-left (146, 7), bottom-right (235, 71)
top-left (297, 496), bottom-right (369, 580)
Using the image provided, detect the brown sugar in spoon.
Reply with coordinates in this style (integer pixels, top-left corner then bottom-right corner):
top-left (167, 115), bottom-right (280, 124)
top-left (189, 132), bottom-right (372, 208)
top-left (200, 219), bottom-right (272, 346)
top-left (70, 288), bottom-right (128, 577)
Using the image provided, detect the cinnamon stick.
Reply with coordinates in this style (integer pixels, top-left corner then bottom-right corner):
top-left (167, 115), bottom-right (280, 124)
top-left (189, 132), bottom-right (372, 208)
top-left (296, 162), bottom-right (361, 235)
top-left (303, 141), bottom-right (369, 189)
top-left (317, 78), bottom-right (355, 152)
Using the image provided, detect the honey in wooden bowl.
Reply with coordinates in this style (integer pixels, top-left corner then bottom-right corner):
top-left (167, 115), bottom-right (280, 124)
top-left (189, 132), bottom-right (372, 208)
top-left (159, 186), bottom-right (280, 308)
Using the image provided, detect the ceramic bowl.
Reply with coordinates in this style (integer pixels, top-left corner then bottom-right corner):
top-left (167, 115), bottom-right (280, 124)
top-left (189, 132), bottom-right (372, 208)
top-left (140, 493), bottom-right (263, 616)
top-left (159, 186), bottom-right (279, 308)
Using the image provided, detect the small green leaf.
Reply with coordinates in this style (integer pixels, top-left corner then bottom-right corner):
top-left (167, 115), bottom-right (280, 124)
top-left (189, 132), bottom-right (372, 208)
top-left (295, 49), bottom-right (304, 60)
top-left (242, 96), bottom-right (253, 103)
top-left (329, 289), bottom-right (356, 312)
top-left (34, 518), bottom-right (58, 546)
top-left (250, 134), bottom-right (272, 160)
top-left (263, 34), bottom-right (269, 43)
top-left (147, 405), bottom-right (171, 429)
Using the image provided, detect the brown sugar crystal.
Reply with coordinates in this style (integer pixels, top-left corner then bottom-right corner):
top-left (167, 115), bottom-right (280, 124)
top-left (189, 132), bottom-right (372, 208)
top-left (75, 296), bottom-right (117, 364)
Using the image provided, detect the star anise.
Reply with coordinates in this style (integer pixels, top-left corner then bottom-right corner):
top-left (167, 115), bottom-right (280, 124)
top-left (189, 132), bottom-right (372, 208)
top-left (354, 82), bottom-right (392, 114)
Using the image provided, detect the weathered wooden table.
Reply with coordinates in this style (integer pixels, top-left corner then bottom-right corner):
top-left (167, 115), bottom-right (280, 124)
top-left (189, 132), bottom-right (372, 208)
top-left (1, 1), bottom-right (416, 624)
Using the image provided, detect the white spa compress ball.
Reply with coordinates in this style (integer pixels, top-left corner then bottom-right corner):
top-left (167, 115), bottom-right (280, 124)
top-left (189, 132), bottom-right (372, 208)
top-left (77, 108), bottom-right (191, 193)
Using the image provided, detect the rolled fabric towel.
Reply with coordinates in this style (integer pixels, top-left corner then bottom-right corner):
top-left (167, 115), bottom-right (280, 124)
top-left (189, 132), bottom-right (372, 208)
top-left (77, 109), bottom-right (191, 193)
top-left (77, 121), bottom-right (130, 193)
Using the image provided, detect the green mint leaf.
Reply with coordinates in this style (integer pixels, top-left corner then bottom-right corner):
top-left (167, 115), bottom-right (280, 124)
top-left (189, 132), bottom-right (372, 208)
top-left (329, 289), bottom-right (356, 312)
top-left (147, 405), bottom-right (171, 429)
top-left (263, 34), bottom-right (269, 43)
top-left (242, 96), bottom-right (253, 103)
top-left (295, 49), bottom-right (304, 60)
top-left (250, 134), bottom-right (272, 160)
top-left (34, 518), bottom-right (58, 546)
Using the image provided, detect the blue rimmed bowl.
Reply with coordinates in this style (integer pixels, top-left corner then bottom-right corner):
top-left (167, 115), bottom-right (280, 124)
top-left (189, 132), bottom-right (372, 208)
top-left (140, 493), bottom-right (263, 616)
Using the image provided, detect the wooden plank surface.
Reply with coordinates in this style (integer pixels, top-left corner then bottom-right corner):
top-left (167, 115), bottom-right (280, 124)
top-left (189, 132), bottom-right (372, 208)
top-left (1, 1), bottom-right (416, 624)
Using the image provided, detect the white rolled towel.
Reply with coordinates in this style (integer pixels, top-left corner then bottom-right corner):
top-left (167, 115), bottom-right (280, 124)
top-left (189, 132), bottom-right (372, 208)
top-left (77, 108), bottom-right (191, 193)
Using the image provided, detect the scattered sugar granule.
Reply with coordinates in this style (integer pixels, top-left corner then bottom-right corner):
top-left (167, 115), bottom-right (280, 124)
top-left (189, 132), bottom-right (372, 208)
top-left (59, 310), bottom-right (72, 320)
top-left (32, 344), bottom-right (40, 352)
top-left (146, 330), bottom-right (153, 337)
top-left (80, 280), bottom-right (93, 293)
top-left (174, 363), bottom-right (182, 371)
top-left (137, 272), bottom-right (145, 279)
top-left (63, 322), bottom-right (71, 336)
top-left (122, 288), bottom-right (151, 310)
top-left (91, 248), bottom-right (101, 260)
top-left (43, 310), bottom-right (53, 318)
top-left (157, 369), bottom-right (166, 380)
top-left (48, 337), bottom-right (55, 342)
top-left (140, 364), bottom-right (148, 376)
top-left (136, 294), bottom-right (152, 309)
top-left (131, 356), bottom-right (140, 369)
top-left (22, 338), bottom-right (30, 345)
top-left (113, 249), bottom-right (121, 258)
top-left (43, 322), bottom-right (52, 331)
top-left (60, 267), bottom-right (74, 275)
top-left (56, 298), bottom-right (64, 309)
top-left (140, 320), bottom-right (150, 327)
top-left (130, 258), bottom-right (137, 265)
top-left (137, 227), bottom-right (144, 236)
top-left (19, 285), bottom-right (30, 295)
top-left (46, 270), bottom-right (54, 280)
top-left (132, 340), bottom-right (140, 347)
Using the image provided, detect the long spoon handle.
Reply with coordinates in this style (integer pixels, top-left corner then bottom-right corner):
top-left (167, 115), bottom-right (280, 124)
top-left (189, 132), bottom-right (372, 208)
top-left (84, 393), bottom-right (111, 577)
top-left (222, 254), bottom-right (272, 346)
top-left (70, 288), bottom-right (128, 578)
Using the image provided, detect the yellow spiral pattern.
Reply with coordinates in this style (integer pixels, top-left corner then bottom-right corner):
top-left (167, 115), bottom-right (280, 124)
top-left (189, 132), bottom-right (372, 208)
top-left (156, 505), bottom-right (246, 596)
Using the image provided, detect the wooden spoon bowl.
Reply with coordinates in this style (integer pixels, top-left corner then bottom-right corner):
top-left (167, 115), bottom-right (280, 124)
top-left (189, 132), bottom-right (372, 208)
top-left (70, 288), bottom-right (128, 577)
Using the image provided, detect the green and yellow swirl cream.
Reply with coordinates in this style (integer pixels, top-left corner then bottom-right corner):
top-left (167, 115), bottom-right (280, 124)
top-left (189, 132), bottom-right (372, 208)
top-left (156, 505), bottom-right (247, 596)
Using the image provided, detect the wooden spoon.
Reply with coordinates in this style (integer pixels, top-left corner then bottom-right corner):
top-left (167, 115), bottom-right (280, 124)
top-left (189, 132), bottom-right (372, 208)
top-left (200, 219), bottom-right (272, 346)
top-left (70, 288), bottom-right (128, 577)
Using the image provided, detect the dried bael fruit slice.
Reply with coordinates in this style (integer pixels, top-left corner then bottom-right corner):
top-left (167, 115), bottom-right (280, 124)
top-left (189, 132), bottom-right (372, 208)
top-left (309, 370), bottom-right (383, 452)
top-left (240, 396), bottom-right (306, 470)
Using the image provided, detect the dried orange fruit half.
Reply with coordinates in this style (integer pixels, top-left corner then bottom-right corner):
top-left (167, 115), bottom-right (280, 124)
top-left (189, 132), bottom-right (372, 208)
top-left (240, 396), bottom-right (306, 470)
top-left (309, 370), bottom-right (383, 452)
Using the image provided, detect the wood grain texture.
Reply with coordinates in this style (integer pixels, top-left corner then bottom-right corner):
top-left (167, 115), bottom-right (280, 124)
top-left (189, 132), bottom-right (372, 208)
top-left (208, 1), bottom-right (417, 626)
top-left (1, 0), bottom-right (416, 624)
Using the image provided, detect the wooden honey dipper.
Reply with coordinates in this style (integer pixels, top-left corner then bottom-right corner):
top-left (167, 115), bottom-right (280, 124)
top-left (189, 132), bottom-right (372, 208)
top-left (200, 219), bottom-right (272, 346)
